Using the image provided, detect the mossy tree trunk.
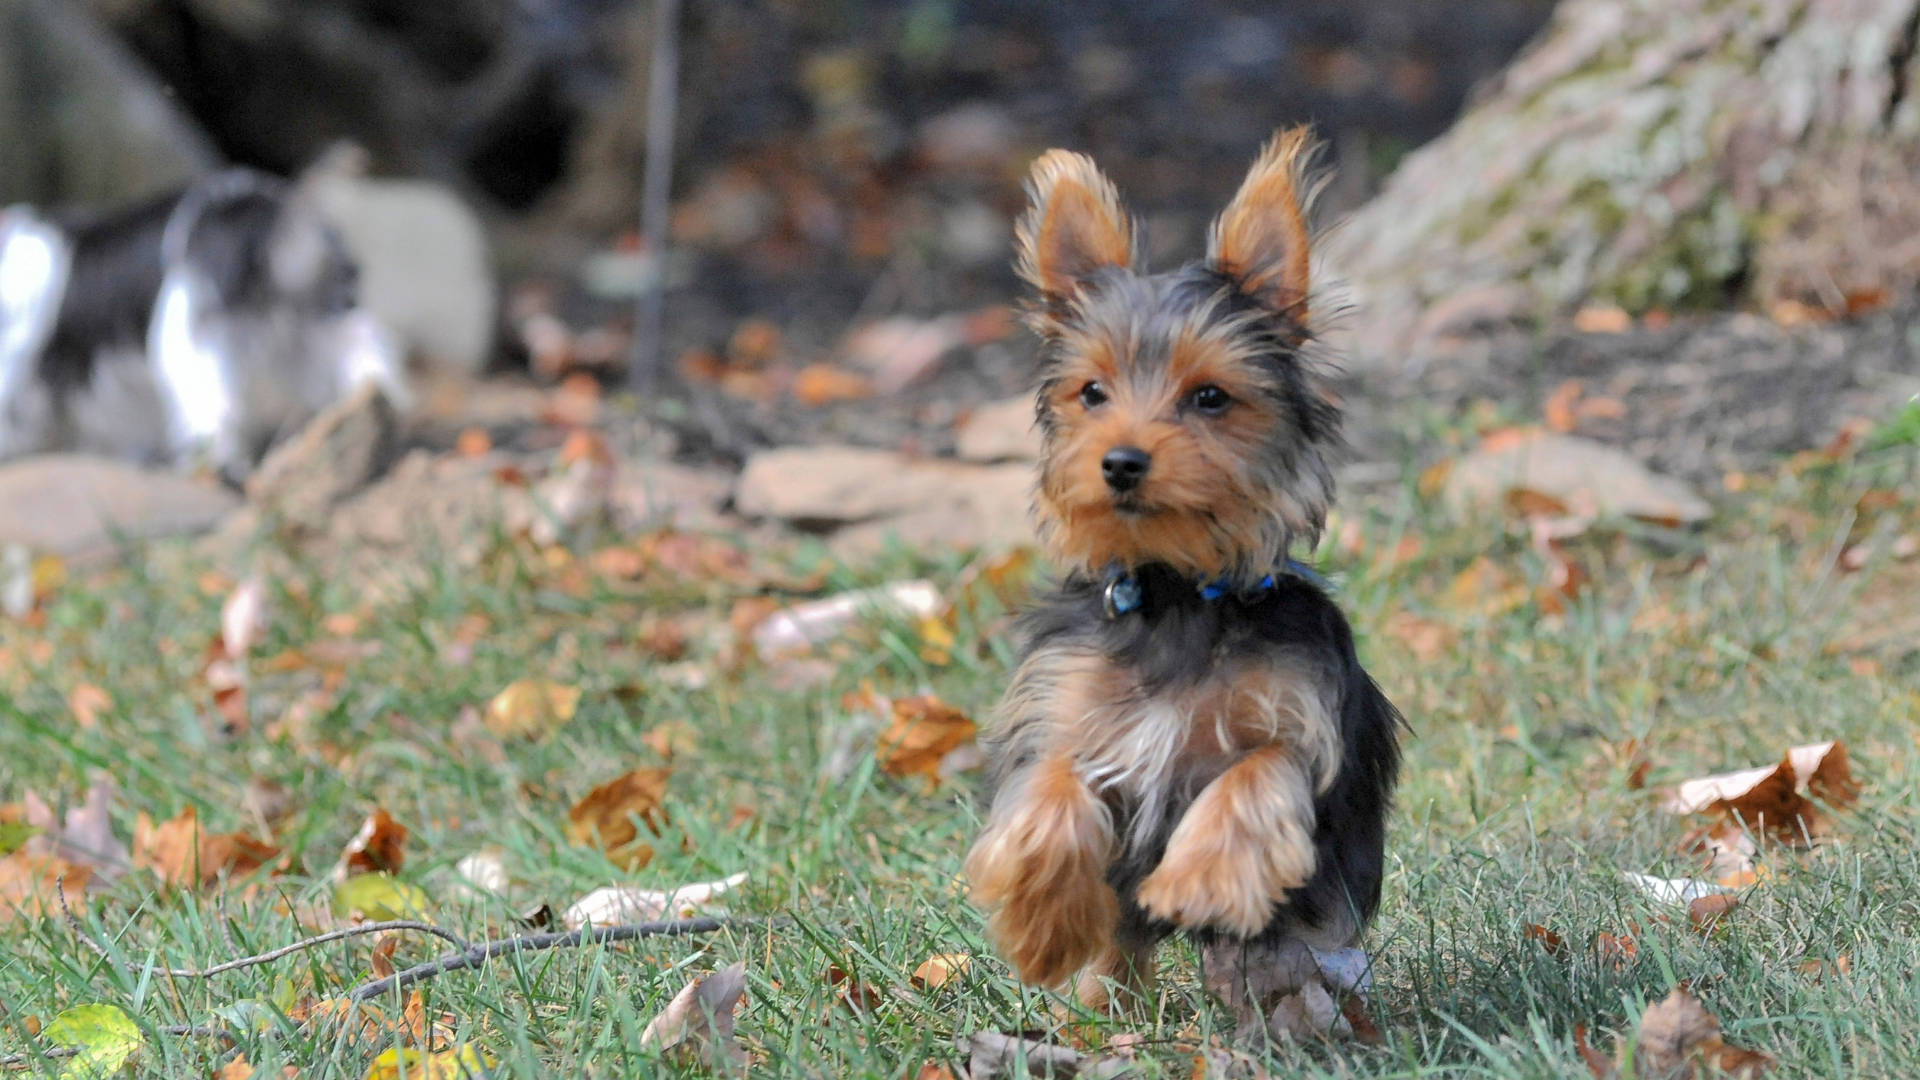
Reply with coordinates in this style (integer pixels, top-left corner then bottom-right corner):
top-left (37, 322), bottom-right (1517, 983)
top-left (1325, 0), bottom-right (1920, 370)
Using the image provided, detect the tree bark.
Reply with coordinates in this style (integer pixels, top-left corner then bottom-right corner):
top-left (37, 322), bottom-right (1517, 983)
top-left (1325, 0), bottom-right (1920, 371)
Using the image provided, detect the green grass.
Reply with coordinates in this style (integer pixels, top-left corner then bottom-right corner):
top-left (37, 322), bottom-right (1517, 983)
top-left (1, 444), bottom-right (1917, 1078)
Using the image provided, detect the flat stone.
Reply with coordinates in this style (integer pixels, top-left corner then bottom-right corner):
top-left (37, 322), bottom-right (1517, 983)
top-left (0, 455), bottom-right (239, 560)
top-left (734, 445), bottom-right (959, 524)
top-left (1442, 431), bottom-right (1711, 524)
top-left (829, 463), bottom-right (1035, 556)
top-left (955, 395), bottom-right (1041, 463)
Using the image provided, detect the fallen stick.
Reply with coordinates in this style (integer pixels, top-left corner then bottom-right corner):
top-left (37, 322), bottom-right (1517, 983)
top-left (348, 917), bottom-right (729, 1001)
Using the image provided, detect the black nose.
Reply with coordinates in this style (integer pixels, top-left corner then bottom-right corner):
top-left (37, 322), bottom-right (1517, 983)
top-left (1101, 446), bottom-right (1151, 492)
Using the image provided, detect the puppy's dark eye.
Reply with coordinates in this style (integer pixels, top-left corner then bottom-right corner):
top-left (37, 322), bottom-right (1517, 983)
top-left (1188, 384), bottom-right (1231, 414)
top-left (1079, 381), bottom-right (1109, 408)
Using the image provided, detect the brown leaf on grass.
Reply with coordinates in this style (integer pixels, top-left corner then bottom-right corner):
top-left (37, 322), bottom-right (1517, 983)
top-left (1574, 1025), bottom-right (1614, 1078)
top-left (133, 806), bottom-right (279, 889)
top-left (950, 547), bottom-right (1038, 614)
top-left (640, 721), bottom-right (699, 761)
top-left (1442, 556), bottom-right (1529, 618)
top-left (1340, 996), bottom-right (1386, 1046)
top-left (828, 964), bottom-right (885, 1014)
top-left (910, 952), bottom-right (971, 991)
top-left (1663, 741), bottom-right (1858, 842)
top-left (203, 637), bottom-right (250, 736)
top-left (1594, 932), bottom-right (1638, 970)
top-left (875, 696), bottom-right (978, 785)
top-left (1526, 924), bottom-right (1569, 958)
top-left (639, 962), bottom-right (749, 1069)
top-left (566, 768), bottom-right (669, 870)
top-left (1687, 894), bottom-right (1740, 933)
top-left (0, 851), bottom-right (92, 924)
top-left (340, 810), bottom-right (408, 877)
top-left (1631, 989), bottom-right (1773, 1078)
top-left (636, 530), bottom-right (757, 585)
top-left (67, 683), bottom-right (111, 730)
top-left (909, 1064), bottom-right (958, 1080)
top-left (1383, 611), bottom-right (1458, 663)
top-left (483, 679), bottom-right (581, 740)
top-left (369, 935), bottom-right (399, 979)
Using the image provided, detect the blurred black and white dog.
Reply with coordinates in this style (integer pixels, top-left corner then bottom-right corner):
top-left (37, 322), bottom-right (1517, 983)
top-left (0, 169), bottom-right (405, 481)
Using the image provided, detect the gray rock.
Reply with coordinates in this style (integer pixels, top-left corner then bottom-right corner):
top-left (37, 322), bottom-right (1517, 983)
top-left (955, 395), bottom-right (1041, 462)
top-left (1442, 432), bottom-right (1712, 524)
top-left (735, 443), bottom-right (1036, 554)
top-left (0, 455), bottom-right (239, 561)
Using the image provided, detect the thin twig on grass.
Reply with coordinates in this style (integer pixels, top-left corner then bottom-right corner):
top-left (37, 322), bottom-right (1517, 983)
top-left (348, 917), bottom-right (729, 1001)
top-left (60, 877), bottom-right (472, 978)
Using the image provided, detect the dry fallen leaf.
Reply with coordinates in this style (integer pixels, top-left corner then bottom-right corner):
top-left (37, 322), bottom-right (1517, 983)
top-left (752, 581), bottom-right (944, 658)
top-left (369, 935), bottom-right (399, 980)
top-left (0, 850), bottom-right (92, 924)
top-left (67, 683), bottom-right (111, 730)
top-left (562, 871), bottom-right (747, 929)
top-left (483, 679), bottom-right (582, 740)
top-left (566, 768), bottom-right (670, 870)
top-left (1688, 894), bottom-right (1740, 933)
top-left (339, 809), bottom-right (409, 878)
top-left (828, 963), bottom-right (885, 1014)
top-left (910, 952), bottom-right (971, 991)
top-left (1575, 1024), bottom-right (1614, 1078)
top-left (1594, 932), bottom-right (1638, 970)
top-left (1663, 740), bottom-right (1858, 842)
top-left (875, 696), bottom-right (978, 785)
top-left (221, 576), bottom-right (269, 659)
top-left (1383, 611), bottom-right (1458, 663)
top-left (133, 806), bottom-right (279, 890)
top-left (1526, 924), bottom-right (1569, 958)
top-left (640, 721), bottom-right (699, 761)
top-left (1630, 988), bottom-right (1773, 1078)
top-left (639, 962), bottom-right (749, 1069)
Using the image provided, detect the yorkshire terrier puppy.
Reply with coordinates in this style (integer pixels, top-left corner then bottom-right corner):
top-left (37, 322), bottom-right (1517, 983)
top-left (964, 129), bottom-right (1402, 1028)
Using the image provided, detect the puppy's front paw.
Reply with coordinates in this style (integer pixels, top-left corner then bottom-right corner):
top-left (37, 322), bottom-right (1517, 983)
top-left (1136, 842), bottom-right (1292, 936)
top-left (1135, 750), bottom-right (1317, 935)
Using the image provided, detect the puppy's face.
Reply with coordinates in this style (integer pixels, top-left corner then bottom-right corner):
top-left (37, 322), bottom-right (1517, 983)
top-left (1017, 132), bottom-right (1338, 583)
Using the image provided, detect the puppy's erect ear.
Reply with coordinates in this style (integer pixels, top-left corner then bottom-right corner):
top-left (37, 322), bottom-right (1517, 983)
top-left (1208, 127), bottom-right (1319, 325)
top-left (1014, 150), bottom-right (1136, 320)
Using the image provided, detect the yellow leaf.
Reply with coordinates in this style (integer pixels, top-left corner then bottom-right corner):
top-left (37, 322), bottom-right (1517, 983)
top-left (43, 1004), bottom-right (142, 1080)
top-left (916, 617), bottom-right (955, 666)
top-left (363, 1045), bottom-right (495, 1080)
top-left (483, 679), bottom-right (581, 740)
top-left (333, 873), bottom-right (431, 919)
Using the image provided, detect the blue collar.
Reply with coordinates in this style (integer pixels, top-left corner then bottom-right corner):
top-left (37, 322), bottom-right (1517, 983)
top-left (1102, 559), bottom-right (1327, 618)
